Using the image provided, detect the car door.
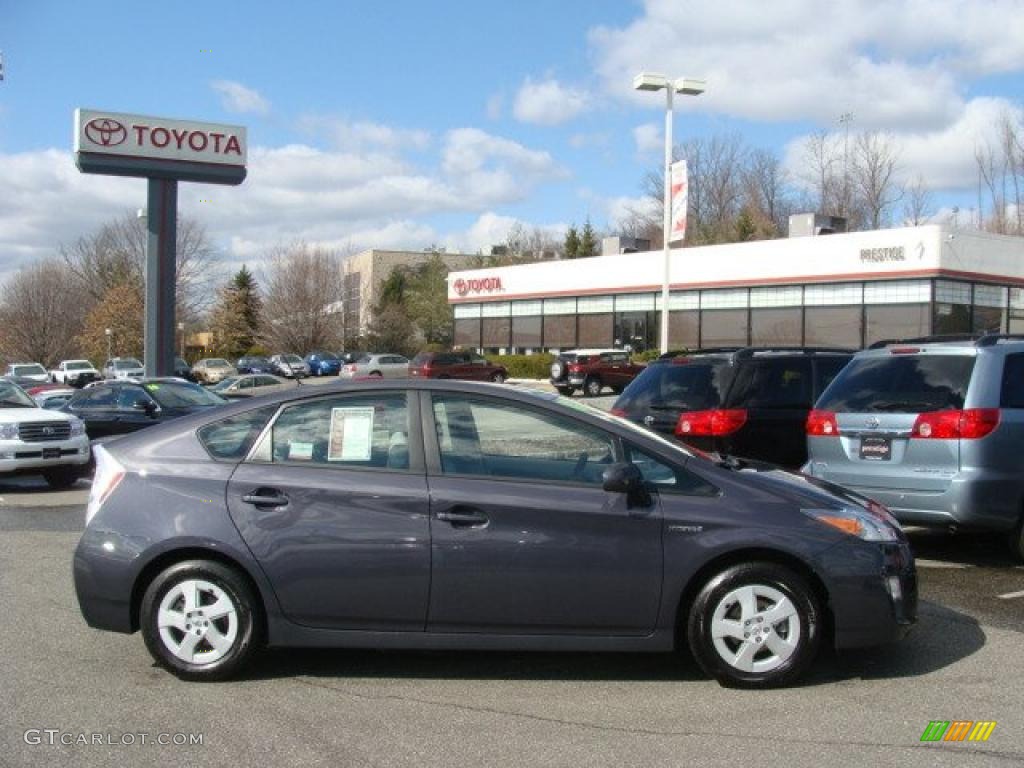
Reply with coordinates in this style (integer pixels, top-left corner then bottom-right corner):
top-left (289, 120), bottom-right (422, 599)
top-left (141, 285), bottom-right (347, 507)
top-left (384, 355), bottom-right (409, 378)
top-left (226, 390), bottom-right (431, 630)
top-left (67, 385), bottom-right (122, 438)
top-left (423, 391), bottom-right (663, 635)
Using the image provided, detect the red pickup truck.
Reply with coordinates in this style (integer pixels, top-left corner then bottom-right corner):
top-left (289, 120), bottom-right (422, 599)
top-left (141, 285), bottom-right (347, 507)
top-left (549, 349), bottom-right (645, 397)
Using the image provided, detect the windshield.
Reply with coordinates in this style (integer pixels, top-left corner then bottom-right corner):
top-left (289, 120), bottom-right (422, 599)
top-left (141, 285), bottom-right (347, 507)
top-left (207, 359), bottom-right (231, 368)
top-left (12, 364), bottom-right (46, 376)
top-left (0, 381), bottom-right (37, 408)
top-left (212, 377), bottom-right (241, 391)
top-left (114, 359), bottom-right (143, 370)
top-left (142, 381), bottom-right (226, 408)
top-left (817, 354), bottom-right (976, 413)
top-left (284, 355), bottom-right (304, 364)
top-left (66, 361), bottom-right (93, 371)
top-left (318, 353), bottom-right (338, 361)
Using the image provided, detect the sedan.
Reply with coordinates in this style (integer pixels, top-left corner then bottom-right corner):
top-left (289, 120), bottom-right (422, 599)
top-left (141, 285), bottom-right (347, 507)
top-left (74, 380), bottom-right (916, 687)
top-left (305, 351), bottom-right (342, 377)
top-left (270, 354), bottom-right (309, 379)
top-left (211, 374), bottom-right (298, 399)
top-left (192, 358), bottom-right (237, 384)
top-left (339, 353), bottom-right (409, 379)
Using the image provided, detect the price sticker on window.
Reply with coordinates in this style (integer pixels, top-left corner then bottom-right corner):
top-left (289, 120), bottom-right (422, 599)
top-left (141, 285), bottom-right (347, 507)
top-left (328, 407), bottom-right (375, 462)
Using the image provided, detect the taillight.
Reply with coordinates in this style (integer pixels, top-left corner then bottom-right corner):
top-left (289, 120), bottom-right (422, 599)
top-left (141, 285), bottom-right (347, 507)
top-left (676, 409), bottom-right (747, 437)
top-left (568, 363), bottom-right (582, 374)
top-left (911, 409), bottom-right (1000, 440)
top-left (86, 445), bottom-right (125, 526)
top-left (343, 364), bottom-right (357, 373)
top-left (889, 347), bottom-right (920, 355)
top-left (610, 407), bottom-right (627, 417)
top-left (806, 409), bottom-right (839, 436)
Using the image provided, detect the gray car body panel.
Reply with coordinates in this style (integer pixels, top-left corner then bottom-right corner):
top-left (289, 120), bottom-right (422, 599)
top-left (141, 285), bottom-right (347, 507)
top-left (73, 379), bottom-right (914, 653)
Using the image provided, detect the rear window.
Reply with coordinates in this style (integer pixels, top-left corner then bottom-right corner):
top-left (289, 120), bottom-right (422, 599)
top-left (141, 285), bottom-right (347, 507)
top-left (618, 361), bottom-right (730, 411)
top-left (411, 354), bottom-right (432, 365)
top-left (725, 359), bottom-right (812, 409)
top-left (816, 354), bottom-right (976, 413)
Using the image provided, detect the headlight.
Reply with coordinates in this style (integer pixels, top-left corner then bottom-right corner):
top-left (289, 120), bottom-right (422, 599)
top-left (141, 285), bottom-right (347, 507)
top-left (69, 418), bottom-right (86, 437)
top-left (0, 423), bottom-right (18, 440)
top-left (802, 505), bottom-right (899, 542)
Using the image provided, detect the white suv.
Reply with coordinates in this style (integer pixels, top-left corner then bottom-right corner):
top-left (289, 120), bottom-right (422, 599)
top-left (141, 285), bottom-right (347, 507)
top-left (0, 379), bottom-right (90, 488)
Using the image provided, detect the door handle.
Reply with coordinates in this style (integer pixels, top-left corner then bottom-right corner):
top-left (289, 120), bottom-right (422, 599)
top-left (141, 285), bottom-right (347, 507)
top-left (436, 506), bottom-right (489, 528)
top-left (242, 489), bottom-right (289, 509)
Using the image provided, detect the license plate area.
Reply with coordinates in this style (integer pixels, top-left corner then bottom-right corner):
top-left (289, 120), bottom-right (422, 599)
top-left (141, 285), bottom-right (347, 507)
top-left (859, 436), bottom-right (892, 461)
top-left (42, 448), bottom-right (62, 460)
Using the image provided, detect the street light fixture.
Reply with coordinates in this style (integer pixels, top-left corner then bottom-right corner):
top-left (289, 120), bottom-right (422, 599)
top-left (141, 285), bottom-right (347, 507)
top-left (633, 72), bottom-right (706, 354)
top-left (104, 327), bottom-right (112, 362)
top-left (177, 321), bottom-right (185, 359)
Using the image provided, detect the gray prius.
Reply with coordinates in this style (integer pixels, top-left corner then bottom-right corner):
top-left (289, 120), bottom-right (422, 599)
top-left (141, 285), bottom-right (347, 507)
top-left (73, 379), bottom-right (916, 688)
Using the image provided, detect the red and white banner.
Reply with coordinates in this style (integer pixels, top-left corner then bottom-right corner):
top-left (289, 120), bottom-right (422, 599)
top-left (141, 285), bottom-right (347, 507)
top-left (669, 159), bottom-right (688, 243)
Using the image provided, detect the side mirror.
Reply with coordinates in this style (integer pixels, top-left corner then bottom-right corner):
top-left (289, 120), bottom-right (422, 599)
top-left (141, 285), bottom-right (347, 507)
top-left (133, 400), bottom-right (158, 416)
top-left (602, 462), bottom-right (652, 509)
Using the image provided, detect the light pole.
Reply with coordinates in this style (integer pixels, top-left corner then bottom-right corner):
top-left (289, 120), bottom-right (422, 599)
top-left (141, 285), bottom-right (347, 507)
top-left (633, 72), bottom-right (705, 354)
top-left (839, 112), bottom-right (854, 219)
top-left (177, 322), bottom-right (185, 359)
top-left (104, 328), bottom-right (112, 362)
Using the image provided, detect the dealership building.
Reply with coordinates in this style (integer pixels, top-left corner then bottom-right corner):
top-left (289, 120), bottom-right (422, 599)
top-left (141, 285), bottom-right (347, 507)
top-left (447, 225), bottom-right (1024, 354)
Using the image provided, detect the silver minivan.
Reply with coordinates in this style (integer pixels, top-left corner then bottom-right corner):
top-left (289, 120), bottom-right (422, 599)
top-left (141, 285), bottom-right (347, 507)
top-left (804, 335), bottom-right (1024, 559)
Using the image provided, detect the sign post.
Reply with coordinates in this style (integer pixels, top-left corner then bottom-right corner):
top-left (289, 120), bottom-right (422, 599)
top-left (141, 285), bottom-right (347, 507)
top-left (74, 108), bottom-right (247, 377)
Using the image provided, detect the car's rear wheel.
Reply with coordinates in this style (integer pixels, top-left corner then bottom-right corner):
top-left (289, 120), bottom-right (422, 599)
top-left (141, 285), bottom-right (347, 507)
top-left (370, 371), bottom-right (383, 377)
top-left (687, 562), bottom-right (821, 688)
top-left (42, 467), bottom-right (79, 489)
top-left (491, 372), bottom-right (506, 384)
top-left (140, 560), bottom-right (260, 681)
top-left (583, 377), bottom-right (603, 397)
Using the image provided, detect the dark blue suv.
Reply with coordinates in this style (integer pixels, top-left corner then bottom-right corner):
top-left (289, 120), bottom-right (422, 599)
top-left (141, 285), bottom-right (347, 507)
top-left (305, 351), bottom-right (341, 377)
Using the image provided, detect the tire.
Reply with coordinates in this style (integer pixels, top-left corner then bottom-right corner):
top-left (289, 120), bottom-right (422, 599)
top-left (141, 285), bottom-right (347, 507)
top-left (556, 386), bottom-right (574, 397)
top-left (42, 467), bottom-right (79, 489)
top-left (491, 372), bottom-right (506, 384)
top-left (140, 559), bottom-right (260, 682)
top-left (1008, 516), bottom-right (1024, 562)
top-left (583, 377), bottom-right (603, 398)
top-left (687, 562), bottom-right (821, 689)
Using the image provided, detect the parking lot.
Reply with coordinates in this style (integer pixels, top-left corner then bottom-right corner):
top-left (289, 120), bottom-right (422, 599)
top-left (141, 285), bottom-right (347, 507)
top-left (1, 382), bottom-right (1022, 767)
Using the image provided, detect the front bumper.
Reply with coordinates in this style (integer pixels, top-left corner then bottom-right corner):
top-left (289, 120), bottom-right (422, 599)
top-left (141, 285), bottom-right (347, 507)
top-left (0, 435), bottom-right (90, 473)
top-left (821, 537), bottom-right (917, 649)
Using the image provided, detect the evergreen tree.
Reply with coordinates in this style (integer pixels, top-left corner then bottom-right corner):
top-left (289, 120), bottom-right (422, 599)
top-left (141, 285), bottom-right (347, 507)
top-left (563, 225), bottom-right (580, 260)
top-left (210, 265), bottom-right (262, 359)
top-left (579, 217), bottom-right (598, 257)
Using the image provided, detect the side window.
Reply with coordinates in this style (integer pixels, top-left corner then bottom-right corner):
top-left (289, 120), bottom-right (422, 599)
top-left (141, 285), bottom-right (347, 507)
top-left (116, 388), bottom-right (154, 410)
top-left (814, 357), bottom-right (851, 397)
top-left (73, 387), bottom-right (117, 409)
top-left (257, 376), bottom-right (277, 387)
top-left (625, 444), bottom-right (719, 496)
top-left (265, 393), bottom-right (410, 470)
top-left (198, 405), bottom-right (278, 460)
top-left (431, 395), bottom-right (614, 484)
top-left (238, 378), bottom-right (253, 390)
top-left (728, 359), bottom-right (811, 409)
top-left (1000, 353), bottom-right (1024, 408)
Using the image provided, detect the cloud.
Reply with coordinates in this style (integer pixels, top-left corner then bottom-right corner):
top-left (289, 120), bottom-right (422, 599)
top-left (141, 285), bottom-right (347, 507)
top-left (485, 93), bottom-right (504, 121)
top-left (296, 115), bottom-right (430, 152)
top-left (633, 122), bottom-right (662, 155)
top-left (210, 80), bottom-right (271, 115)
top-left (512, 77), bottom-right (591, 126)
top-left (589, 0), bottom-right (1024, 130)
top-left (441, 128), bottom-right (568, 202)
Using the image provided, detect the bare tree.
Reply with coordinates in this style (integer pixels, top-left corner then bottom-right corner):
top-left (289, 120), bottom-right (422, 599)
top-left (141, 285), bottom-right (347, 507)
top-left (259, 242), bottom-right (344, 353)
top-left (0, 259), bottom-right (88, 367)
top-left (976, 141), bottom-right (1008, 234)
top-left (902, 174), bottom-right (934, 226)
top-left (742, 148), bottom-right (794, 237)
top-left (60, 211), bottom-right (219, 321)
top-left (852, 131), bottom-right (903, 229)
top-left (800, 130), bottom-right (843, 218)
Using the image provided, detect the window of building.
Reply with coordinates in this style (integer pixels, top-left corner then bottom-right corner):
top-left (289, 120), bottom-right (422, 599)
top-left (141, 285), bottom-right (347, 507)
top-left (543, 315), bottom-right (576, 348)
top-left (615, 311), bottom-right (655, 352)
top-left (804, 306), bottom-right (862, 348)
top-left (700, 309), bottom-right (748, 347)
top-left (511, 316), bottom-right (542, 348)
top-left (665, 311), bottom-right (700, 350)
top-left (482, 317), bottom-right (511, 348)
top-left (865, 304), bottom-right (930, 346)
top-left (578, 313), bottom-right (613, 347)
top-left (750, 308), bottom-right (803, 346)
top-left (749, 286), bottom-right (802, 308)
top-left (454, 318), bottom-right (481, 348)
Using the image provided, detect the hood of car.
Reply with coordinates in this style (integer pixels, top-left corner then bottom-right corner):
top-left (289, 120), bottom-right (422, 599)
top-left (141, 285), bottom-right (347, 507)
top-left (0, 407), bottom-right (76, 424)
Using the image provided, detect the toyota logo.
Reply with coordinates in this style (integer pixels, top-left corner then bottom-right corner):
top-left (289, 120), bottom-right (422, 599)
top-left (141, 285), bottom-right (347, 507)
top-left (42, 426), bottom-right (55, 436)
top-left (84, 117), bottom-right (127, 147)
top-left (865, 417), bottom-right (880, 429)
top-left (453, 278), bottom-right (469, 296)
top-left (643, 415), bottom-right (655, 426)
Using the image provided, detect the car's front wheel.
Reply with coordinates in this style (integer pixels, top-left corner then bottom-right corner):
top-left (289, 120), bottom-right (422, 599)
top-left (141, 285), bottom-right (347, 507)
top-left (140, 560), bottom-right (260, 682)
top-left (687, 562), bottom-right (821, 688)
top-left (491, 371), bottom-right (506, 384)
top-left (583, 377), bottom-right (603, 397)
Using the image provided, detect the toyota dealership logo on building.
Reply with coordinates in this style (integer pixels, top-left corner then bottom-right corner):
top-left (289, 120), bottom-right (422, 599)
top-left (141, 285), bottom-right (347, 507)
top-left (84, 117), bottom-right (128, 147)
top-left (453, 276), bottom-right (503, 297)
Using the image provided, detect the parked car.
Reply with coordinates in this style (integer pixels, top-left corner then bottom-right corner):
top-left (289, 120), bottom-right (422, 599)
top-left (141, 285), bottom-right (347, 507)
top-left (73, 379), bottom-right (915, 686)
top-left (34, 388), bottom-right (77, 411)
top-left (192, 358), bottom-right (237, 384)
top-left (269, 354), bottom-right (310, 379)
top-left (409, 351), bottom-right (507, 383)
top-left (173, 358), bottom-right (196, 382)
top-left (103, 357), bottom-right (145, 380)
top-left (5, 362), bottom-right (49, 383)
top-left (50, 359), bottom-right (101, 387)
top-left (0, 378), bottom-right (90, 488)
top-left (339, 353), bottom-right (409, 379)
top-left (549, 349), bottom-right (646, 397)
top-left (337, 351), bottom-right (364, 365)
top-left (61, 378), bottom-right (227, 440)
top-left (236, 356), bottom-right (276, 375)
top-left (614, 347), bottom-right (853, 469)
top-left (804, 333), bottom-right (1024, 560)
top-left (211, 374), bottom-right (298, 399)
top-left (305, 351), bottom-right (342, 377)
